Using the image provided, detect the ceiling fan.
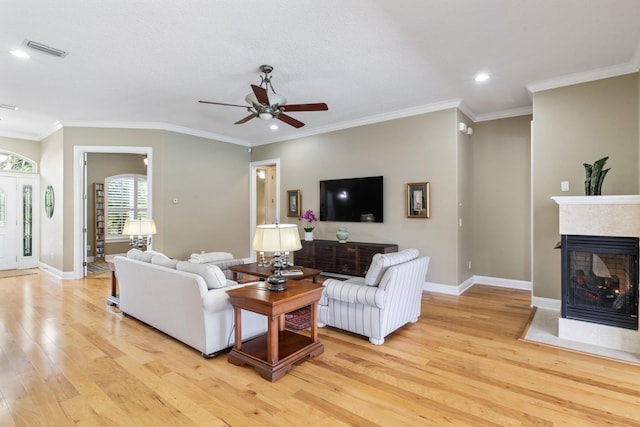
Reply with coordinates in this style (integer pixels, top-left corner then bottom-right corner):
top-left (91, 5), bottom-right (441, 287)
top-left (199, 65), bottom-right (328, 128)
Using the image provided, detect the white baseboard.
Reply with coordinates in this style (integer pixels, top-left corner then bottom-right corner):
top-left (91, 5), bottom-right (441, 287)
top-left (532, 296), bottom-right (561, 310)
top-left (473, 275), bottom-right (532, 291)
top-left (423, 275), bottom-right (532, 296)
top-left (38, 262), bottom-right (75, 280)
top-left (424, 281), bottom-right (461, 295)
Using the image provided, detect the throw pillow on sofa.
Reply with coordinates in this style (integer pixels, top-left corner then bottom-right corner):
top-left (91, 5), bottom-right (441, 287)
top-left (127, 248), bottom-right (154, 263)
top-left (188, 251), bottom-right (234, 264)
top-left (151, 255), bottom-right (179, 269)
top-left (176, 261), bottom-right (228, 289)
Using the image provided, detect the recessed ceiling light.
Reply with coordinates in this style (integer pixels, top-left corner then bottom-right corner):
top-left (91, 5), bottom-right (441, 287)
top-left (10, 49), bottom-right (30, 59)
top-left (270, 124), bottom-right (279, 130)
top-left (475, 73), bottom-right (490, 82)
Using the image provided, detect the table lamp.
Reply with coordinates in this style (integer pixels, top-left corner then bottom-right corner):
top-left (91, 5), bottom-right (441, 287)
top-left (123, 219), bottom-right (157, 249)
top-left (252, 223), bottom-right (302, 291)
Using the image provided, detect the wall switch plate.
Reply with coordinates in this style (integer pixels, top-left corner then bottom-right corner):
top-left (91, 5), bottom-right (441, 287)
top-left (561, 181), bottom-right (570, 192)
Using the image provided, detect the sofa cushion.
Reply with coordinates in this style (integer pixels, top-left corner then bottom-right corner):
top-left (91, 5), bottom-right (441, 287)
top-left (127, 248), bottom-right (154, 263)
top-left (151, 255), bottom-right (178, 269)
top-left (176, 261), bottom-right (228, 289)
top-left (364, 248), bottom-right (420, 286)
top-left (145, 249), bottom-right (168, 259)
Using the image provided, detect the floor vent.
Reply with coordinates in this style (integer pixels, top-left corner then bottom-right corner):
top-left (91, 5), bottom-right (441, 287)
top-left (24, 39), bottom-right (68, 58)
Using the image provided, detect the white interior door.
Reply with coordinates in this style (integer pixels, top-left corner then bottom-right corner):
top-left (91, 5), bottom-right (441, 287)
top-left (83, 152), bottom-right (88, 276)
top-left (0, 176), bottom-right (17, 270)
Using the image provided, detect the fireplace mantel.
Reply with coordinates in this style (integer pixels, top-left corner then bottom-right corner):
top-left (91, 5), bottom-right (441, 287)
top-left (551, 195), bottom-right (640, 237)
top-left (552, 195), bottom-right (640, 205)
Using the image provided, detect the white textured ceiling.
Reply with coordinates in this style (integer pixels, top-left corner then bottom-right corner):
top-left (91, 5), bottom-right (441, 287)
top-left (1, 0), bottom-right (639, 145)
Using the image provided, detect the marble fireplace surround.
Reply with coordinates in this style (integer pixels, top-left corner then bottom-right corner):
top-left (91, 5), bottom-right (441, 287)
top-left (552, 195), bottom-right (640, 353)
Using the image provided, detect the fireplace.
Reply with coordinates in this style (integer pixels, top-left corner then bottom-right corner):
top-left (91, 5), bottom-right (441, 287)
top-left (552, 195), bottom-right (640, 353)
top-left (561, 235), bottom-right (638, 330)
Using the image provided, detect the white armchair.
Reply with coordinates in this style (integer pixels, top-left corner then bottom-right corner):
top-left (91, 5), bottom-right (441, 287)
top-left (318, 249), bottom-right (429, 345)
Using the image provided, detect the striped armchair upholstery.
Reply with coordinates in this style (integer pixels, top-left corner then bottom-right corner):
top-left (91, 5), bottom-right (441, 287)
top-left (318, 249), bottom-right (429, 345)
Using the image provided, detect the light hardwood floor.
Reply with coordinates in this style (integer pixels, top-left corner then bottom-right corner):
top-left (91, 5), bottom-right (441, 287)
top-left (1, 271), bottom-right (640, 426)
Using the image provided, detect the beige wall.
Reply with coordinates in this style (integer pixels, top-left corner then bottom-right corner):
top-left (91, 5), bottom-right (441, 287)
top-left (0, 135), bottom-right (40, 164)
top-left (40, 129), bottom-right (65, 270)
top-left (457, 111), bottom-right (474, 285)
top-left (532, 73), bottom-right (639, 300)
top-left (472, 115), bottom-right (532, 281)
top-left (159, 131), bottom-right (250, 259)
top-left (5, 74), bottom-right (631, 288)
top-left (252, 109), bottom-right (460, 286)
top-left (60, 127), bottom-right (250, 271)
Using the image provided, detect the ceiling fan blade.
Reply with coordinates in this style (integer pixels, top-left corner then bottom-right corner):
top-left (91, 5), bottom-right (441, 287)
top-left (251, 84), bottom-right (270, 105)
top-left (277, 113), bottom-right (305, 128)
top-left (234, 114), bottom-right (256, 124)
top-left (282, 103), bottom-right (328, 112)
top-left (199, 100), bottom-right (249, 108)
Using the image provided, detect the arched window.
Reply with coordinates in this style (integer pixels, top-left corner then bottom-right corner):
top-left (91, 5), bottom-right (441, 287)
top-left (105, 174), bottom-right (148, 239)
top-left (0, 152), bottom-right (35, 172)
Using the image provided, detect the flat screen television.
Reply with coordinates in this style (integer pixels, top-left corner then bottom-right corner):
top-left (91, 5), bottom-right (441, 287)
top-left (320, 176), bottom-right (383, 223)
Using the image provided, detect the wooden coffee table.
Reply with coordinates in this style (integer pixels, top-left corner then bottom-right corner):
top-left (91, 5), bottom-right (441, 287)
top-left (226, 280), bottom-right (324, 382)
top-left (229, 262), bottom-right (322, 283)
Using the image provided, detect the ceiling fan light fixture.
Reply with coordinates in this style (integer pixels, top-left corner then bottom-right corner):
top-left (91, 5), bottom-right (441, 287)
top-left (268, 93), bottom-right (286, 107)
top-left (259, 112), bottom-right (273, 120)
top-left (245, 93), bottom-right (259, 106)
top-left (245, 91), bottom-right (286, 108)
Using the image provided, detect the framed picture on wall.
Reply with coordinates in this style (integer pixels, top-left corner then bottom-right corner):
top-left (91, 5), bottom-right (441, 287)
top-left (406, 182), bottom-right (430, 218)
top-left (287, 190), bottom-right (301, 217)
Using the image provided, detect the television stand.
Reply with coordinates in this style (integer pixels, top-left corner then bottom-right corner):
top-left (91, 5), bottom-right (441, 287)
top-left (294, 240), bottom-right (398, 276)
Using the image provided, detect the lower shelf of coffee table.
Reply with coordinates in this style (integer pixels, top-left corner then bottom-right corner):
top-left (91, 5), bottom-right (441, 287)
top-left (228, 330), bottom-right (324, 381)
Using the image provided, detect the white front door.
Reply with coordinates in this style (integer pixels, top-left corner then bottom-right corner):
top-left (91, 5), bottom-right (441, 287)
top-left (0, 176), bottom-right (17, 270)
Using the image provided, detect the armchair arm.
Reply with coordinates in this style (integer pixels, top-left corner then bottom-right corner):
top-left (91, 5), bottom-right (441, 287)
top-left (322, 278), bottom-right (387, 309)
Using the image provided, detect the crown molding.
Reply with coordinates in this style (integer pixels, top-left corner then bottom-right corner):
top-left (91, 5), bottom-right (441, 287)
top-left (252, 99), bottom-right (465, 146)
top-left (526, 62), bottom-right (639, 93)
top-left (0, 120), bottom-right (62, 141)
top-left (0, 129), bottom-right (43, 141)
top-left (475, 106), bottom-right (533, 122)
top-left (59, 120), bottom-right (252, 146)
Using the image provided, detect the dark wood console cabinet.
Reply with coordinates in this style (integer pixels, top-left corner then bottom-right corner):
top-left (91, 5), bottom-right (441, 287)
top-left (294, 240), bottom-right (398, 276)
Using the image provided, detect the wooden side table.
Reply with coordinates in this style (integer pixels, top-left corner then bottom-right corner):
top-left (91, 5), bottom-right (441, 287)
top-left (226, 280), bottom-right (324, 382)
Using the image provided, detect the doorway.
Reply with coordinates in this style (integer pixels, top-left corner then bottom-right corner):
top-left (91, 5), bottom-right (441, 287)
top-left (249, 159), bottom-right (279, 262)
top-left (0, 173), bottom-right (39, 271)
top-left (73, 146), bottom-right (153, 279)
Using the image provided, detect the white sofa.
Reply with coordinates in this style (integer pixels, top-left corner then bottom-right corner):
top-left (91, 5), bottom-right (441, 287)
top-left (318, 249), bottom-right (430, 345)
top-left (114, 255), bottom-right (267, 357)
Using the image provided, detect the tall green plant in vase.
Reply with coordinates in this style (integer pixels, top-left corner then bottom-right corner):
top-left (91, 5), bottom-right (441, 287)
top-left (583, 156), bottom-right (610, 196)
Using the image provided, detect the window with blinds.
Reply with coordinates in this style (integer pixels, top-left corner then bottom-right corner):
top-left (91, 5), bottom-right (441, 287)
top-left (105, 174), bottom-right (148, 238)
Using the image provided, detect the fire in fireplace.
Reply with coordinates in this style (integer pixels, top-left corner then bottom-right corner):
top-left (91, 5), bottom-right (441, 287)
top-left (561, 235), bottom-right (639, 330)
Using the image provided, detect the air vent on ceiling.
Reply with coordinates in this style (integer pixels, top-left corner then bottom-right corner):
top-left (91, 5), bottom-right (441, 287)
top-left (24, 39), bottom-right (68, 58)
top-left (0, 104), bottom-right (19, 111)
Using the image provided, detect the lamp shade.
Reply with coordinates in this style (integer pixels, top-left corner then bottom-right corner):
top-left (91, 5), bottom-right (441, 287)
top-left (253, 224), bottom-right (301, 253)
top-left (123, 219), bottom-right (157, 236)
top-left (245, 92), bottom-right (287, 108)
